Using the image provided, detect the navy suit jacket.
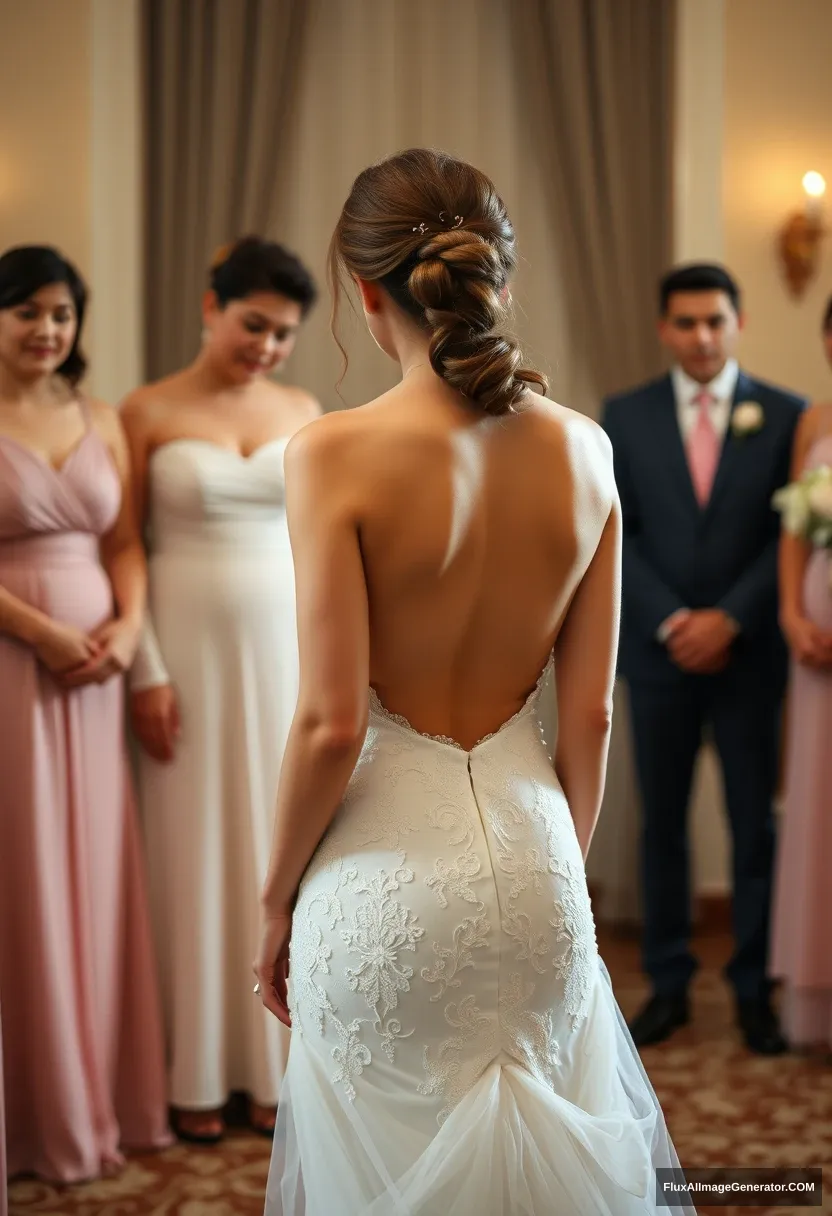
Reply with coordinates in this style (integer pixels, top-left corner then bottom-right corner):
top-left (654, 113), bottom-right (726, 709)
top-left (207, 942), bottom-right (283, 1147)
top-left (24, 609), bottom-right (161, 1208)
top-left (601, 370), bottom-right (805, 689)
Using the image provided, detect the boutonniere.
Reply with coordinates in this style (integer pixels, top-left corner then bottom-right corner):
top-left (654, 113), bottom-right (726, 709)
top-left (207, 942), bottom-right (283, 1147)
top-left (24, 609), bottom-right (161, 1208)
top-left (731, 401), bottom-right (765, 438)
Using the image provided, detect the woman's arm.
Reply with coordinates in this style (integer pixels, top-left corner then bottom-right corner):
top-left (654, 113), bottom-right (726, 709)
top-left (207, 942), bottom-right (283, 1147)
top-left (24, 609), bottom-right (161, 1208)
top-left (0, 586), bottom-right (55, 647)
top-left (260, 418), bottom-right (370, 917)
top-left (117, 392), bottom-right (179, 757)
top-left (119, 391), bottom-right (170, 690)
top-left (97, 401), bottom-right (146, 629)
top-left (553, 485), bottom-right (622, 861)
top-left (780, 406), bottom-right (818, 622)
top-left (778, 405), bottom-right (832, 666)
top-left (59, 402), bottom-right (147, 686)
top-left (0, 586), bottom-right (100, 672)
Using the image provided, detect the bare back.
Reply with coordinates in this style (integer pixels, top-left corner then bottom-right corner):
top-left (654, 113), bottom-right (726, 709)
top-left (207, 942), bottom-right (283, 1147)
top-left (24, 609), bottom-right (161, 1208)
top-left (325, 383), bottom-right (617, 750)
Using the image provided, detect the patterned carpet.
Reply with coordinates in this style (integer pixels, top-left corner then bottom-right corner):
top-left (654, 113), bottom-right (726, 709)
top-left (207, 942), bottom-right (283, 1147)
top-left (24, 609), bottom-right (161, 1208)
top-left (7, 927), bottom-right (830, 1215)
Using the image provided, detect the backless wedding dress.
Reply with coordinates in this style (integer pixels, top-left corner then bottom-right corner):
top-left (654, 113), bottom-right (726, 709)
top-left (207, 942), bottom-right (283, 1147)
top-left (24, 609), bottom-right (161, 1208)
top-left (265, 652), bottom-right (693, 1213)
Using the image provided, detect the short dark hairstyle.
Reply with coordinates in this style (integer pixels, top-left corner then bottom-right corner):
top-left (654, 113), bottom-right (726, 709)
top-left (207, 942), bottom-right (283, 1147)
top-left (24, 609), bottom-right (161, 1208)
top-left (823, 295), bottom-right (832, 332)
top-left (659, 263), bottom-right (741, 317)
top-left (209, 235), bottom-right (317, 316)
top-left (0, 245), bottom-right (88, 385)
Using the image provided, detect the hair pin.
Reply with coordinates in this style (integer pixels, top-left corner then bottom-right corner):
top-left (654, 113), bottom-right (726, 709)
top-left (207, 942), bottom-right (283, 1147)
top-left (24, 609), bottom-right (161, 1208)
top-left (412, 222), bottom-right (428, 234)
top-left (439, 212), bottom-right (464, 228)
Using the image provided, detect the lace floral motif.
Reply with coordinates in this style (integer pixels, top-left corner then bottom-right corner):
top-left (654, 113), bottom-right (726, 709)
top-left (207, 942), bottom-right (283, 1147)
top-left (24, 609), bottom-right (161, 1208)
top-left (331, 1018), bottom-right (371, 1102)
top-left (549, 854), bottom-right (598, 1026)
top-left (501, 972), bottom-right (561, 1086)
top-left (419, 995), bottom-right (495, 1123)
top-left (502, 907), bottom-right (551, 975)
top-left (424, 798), bottom-right (484, 910)
top-left (341, 867), bottom-right (424, 1061)
top-left (421, 913), bottom-right (490, 1001)
top-left (425, 852), bottom-right (483, 909)
top-left (351, 763), bottom-right (422, 852)
top-left (290, 893), bottom-right (338, 1036)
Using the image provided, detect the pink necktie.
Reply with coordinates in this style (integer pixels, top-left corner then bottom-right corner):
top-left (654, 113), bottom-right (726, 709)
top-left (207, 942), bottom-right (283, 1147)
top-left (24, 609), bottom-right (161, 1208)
top-left (687, 389), bottom-right (719, 506)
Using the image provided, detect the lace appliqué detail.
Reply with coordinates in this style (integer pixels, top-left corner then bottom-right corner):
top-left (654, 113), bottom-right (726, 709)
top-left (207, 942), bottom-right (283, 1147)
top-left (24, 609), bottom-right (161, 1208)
top-left (290, 891), bottom-right (342, 1035)
top-left (549, 854), bottom-right (598, 1027)
top-left (501, 972), bottom-right (561, 1086)
top-left (502, 907), bottom-right (551, 975)
top-left (425, 852), bottom-right (483, 909)
top-left (419, 995), bottom-right (495, 1124)
top-left (331, 1018), bottom-right (371, 1102)
top-left (421, 913), bottom-right (490, 1001)
top-left (341, 867), bottom-right (424, 1063)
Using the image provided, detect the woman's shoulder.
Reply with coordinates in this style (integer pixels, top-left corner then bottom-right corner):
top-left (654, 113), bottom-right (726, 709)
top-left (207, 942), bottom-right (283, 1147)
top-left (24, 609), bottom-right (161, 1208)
top-left (796, 401), bottom-right (832, 447)
top-left (260, 379), bottom-right (322, 424)
top-left (119, 372), bottom-right (189, 424)
top-left (83, 395), bottom-right (121, 436)
top-left (804, 400), bottom-right (832, 424)
top-left (527, 393), bottom-right (614, 464)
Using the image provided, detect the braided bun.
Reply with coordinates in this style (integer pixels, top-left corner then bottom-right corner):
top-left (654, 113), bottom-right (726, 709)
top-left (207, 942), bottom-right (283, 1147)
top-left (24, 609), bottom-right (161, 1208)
top-left (408, 229), bottom-right (533, 415)
top-left (330, 149), bottom-right (547, 416)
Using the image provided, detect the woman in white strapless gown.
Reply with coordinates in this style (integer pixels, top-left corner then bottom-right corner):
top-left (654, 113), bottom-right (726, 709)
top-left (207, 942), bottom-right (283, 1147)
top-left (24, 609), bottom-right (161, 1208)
top-left (254, 151), bottom-right (693, 1214)
top-left (124, 237), bottom-right (321, 1143)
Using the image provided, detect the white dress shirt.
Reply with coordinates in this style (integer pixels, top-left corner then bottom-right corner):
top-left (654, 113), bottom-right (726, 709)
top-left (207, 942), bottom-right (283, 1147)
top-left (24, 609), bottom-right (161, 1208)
top-left (657, 358), bottom-right (741, 644)
top-left (671, 358), bottom-right (739, 445)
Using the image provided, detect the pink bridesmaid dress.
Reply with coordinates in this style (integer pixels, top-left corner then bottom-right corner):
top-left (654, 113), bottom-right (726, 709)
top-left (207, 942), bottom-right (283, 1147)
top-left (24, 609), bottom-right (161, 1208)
top-left (770, 431), bottom-right (832, 1049)
top-left (0, 411), bottom-right (173, 1183)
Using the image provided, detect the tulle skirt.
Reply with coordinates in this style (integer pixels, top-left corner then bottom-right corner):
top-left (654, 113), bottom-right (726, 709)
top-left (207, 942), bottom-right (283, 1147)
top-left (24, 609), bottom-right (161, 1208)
top-left (265, 962), bottom-right (695, 1215)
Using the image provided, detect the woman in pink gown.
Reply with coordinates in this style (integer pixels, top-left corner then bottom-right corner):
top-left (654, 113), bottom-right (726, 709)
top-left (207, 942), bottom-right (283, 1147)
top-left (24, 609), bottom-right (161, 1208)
top-left (770, 296), bottom-right (832, 1051)
top-left (0, 246), bottom-right (172, 1182)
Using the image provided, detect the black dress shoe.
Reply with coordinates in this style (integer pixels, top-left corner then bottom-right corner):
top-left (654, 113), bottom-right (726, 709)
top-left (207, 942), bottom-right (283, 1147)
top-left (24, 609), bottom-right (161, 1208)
top-left (628, 992), bottom-right (690, 1047)
top-left (737, 998), bottom-right (788, 1055)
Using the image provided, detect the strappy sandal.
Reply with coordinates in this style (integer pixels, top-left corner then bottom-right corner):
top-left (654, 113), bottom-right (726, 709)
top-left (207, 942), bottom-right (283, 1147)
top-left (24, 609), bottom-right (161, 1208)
top-left (173, 1108), bottom-right (226, 1145)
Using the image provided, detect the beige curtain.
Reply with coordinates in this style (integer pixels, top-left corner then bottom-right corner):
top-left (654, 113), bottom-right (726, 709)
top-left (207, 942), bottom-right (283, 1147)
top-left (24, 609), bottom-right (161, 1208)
top-left (514, 0), bottom-right (675, 404)
top-left (142, 0), bottom-right (310, 378)
top-left (266, 0), bottom-right (581, 415)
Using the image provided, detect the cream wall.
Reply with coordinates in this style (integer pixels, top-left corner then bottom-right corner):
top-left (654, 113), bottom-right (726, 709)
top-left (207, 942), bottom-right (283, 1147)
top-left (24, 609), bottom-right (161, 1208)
top-left (0, 3), bottom-right (92, 274)
top-left (0, 0), bottom-right (142, 405)
top-left (673, 0), bottom-right (732, 900)
top-left (724, 0), bottom-right (832, 406)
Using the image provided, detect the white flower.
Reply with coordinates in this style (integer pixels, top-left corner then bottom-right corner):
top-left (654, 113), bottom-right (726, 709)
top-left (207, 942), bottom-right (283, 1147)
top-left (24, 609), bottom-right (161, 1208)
top-left (773, 465), bottom-right (832, 544)
top-left (807, 480), bottom-right (832, 521)
top-left (731, 401), bottom-right (765, 436)
top-left (772, 482), bottom-right (811, 535)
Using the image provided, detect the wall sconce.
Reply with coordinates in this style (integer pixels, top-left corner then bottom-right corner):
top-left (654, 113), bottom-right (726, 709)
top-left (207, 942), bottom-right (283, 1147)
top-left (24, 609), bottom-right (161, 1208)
top-left (778, 171), bottom-right (827, 298)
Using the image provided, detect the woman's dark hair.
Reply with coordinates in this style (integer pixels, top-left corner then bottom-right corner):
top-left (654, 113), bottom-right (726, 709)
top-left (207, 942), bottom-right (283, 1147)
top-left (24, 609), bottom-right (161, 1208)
top-left (823, 295), bottom-right (832, 332)
top-left (210, 235), bottom-right (317, 316)
top-left (0, 245), bottom-right (88, 385)
top-left (329, 148), bottom-right (547, 417)
top-left (659, 263), bottom-right (742, 316)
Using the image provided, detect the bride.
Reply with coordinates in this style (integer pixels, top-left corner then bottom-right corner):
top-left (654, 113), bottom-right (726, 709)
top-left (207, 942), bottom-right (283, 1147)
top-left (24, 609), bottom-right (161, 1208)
top-left (254, 148), bottom-right (694, 1215)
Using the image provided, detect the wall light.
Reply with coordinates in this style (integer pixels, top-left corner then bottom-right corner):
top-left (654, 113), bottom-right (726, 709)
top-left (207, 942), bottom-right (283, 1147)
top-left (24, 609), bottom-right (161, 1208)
top-left (778, 171), bottom-right (827, 298)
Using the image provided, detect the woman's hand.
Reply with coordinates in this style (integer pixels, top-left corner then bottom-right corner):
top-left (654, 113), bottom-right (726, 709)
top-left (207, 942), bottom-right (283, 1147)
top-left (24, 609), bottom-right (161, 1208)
top-left (253, 909), bottom-right (293, 1027)
top-left (59, 617), bottom-right (142, 688)
top-left (130, 684), bottom-right (181, 762)
top-left (33, 620), bottom-right (102, 674)
top-left (781, 611), bottom-right (832, 669)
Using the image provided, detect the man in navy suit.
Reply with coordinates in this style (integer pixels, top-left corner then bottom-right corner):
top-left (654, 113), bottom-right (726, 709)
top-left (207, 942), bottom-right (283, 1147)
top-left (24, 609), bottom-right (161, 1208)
top-left (602, 264), bottom-right (804, 1054)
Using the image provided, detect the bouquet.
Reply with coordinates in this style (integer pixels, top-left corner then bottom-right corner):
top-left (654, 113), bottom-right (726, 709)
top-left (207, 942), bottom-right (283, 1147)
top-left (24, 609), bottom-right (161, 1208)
top-left (773, 465), bottom-right (832, 586)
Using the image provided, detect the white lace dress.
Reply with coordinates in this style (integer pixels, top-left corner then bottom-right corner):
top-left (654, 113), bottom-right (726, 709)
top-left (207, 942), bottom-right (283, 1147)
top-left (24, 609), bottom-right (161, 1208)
top-left (265, 657), bottom-right (693, 1215)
